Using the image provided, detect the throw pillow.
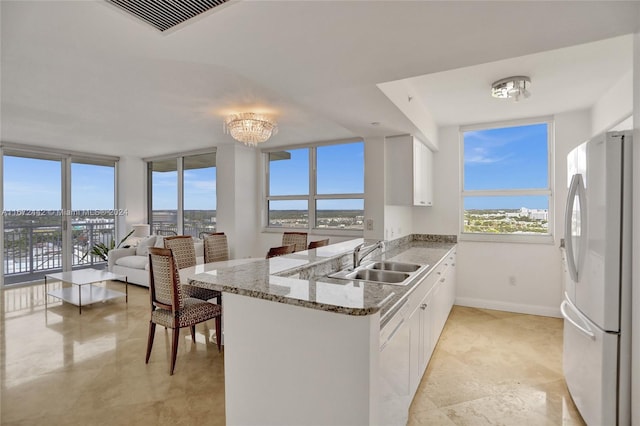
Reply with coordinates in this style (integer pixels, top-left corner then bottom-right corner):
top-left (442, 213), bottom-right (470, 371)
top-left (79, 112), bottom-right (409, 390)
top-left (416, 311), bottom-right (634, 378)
top-left (154, 236), bottom-right (165, 248)
top-left (136, 236), bottom-right (157, 256)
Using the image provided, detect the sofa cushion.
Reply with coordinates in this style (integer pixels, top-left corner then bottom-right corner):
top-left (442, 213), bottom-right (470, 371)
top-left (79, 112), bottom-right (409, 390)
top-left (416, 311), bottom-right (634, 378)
top-left (115, 255), bottom-right (148, 269)
top-left (136, 236), bottom-right (157, 256)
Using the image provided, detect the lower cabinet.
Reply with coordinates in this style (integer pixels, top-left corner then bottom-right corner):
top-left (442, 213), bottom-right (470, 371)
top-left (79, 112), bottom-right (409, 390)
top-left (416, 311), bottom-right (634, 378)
top-left (379, 301), bottom-right (413, 425)
top-left (379, 248), bottom-right (456, 423)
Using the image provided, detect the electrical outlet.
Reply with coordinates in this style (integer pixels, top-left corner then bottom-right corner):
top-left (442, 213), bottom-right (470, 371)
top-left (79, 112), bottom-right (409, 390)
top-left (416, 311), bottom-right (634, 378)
top-left (366, 219), bottom-right (374, 231)
top-left (509, 276), bottom-right (516, 286)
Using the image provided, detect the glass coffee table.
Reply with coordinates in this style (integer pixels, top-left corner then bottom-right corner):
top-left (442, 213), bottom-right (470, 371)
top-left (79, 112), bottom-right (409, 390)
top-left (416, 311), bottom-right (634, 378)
top-left (45, 268), bottom-right (128, 314)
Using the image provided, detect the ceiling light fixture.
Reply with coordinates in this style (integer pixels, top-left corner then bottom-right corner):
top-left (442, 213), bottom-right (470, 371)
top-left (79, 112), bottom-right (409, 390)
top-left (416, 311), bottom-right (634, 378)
top-left (491, 76), bottom-right (531, 102)
top-left (224, 113), bottom-right (278, 146)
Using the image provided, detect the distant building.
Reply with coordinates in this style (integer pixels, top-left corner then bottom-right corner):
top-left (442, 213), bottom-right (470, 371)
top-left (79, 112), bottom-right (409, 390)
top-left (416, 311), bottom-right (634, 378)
top-left (519, 207), bottom-right (548, 221)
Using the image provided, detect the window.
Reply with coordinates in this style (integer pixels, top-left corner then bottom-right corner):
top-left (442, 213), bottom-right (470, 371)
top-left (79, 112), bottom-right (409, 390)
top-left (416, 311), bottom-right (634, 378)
top-left (2, 145), bottom-right (117, 285)
top-left (147, 151), bottom-right (216, 238)
top-left (265, 141), bottom-right (364, 232)
top-left (461, 119), bottom-right (553, 241)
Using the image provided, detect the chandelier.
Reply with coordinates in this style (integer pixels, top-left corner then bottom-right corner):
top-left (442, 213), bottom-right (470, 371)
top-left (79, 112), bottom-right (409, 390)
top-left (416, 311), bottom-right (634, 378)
top-left (224, 113), bottom-right (278, 146)
top-left (491, 76), bottom-right (531, 102)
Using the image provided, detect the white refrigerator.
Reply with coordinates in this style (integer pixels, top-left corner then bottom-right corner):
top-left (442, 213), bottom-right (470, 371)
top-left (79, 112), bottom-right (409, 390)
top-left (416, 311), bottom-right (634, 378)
top-left (562, 131), bottom-right (632, 425)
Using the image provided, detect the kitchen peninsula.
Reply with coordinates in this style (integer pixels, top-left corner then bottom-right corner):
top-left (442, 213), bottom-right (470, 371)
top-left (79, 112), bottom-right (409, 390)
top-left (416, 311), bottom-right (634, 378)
top-left (188, 235), bottom-right (456, 425)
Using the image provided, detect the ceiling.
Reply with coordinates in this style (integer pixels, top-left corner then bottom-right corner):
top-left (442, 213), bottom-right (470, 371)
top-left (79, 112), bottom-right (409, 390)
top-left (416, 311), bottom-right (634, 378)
top-left (1, 1), bottom-right (638, 158)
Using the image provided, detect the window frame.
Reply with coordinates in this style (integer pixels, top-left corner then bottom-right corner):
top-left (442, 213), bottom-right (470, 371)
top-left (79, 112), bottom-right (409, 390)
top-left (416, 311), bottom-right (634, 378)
top-left (144, 148), bottom-right (217, 237)
top-left (459, 117), bottom-right (555, 244)
top-left (262, 139), bottom-right (364, 236)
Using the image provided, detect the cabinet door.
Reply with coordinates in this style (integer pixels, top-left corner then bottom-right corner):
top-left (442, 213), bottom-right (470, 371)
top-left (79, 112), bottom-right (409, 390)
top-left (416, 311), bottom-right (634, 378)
top-left (385, 135), bottom-right (433, 206)
top-left (429, 280), bottom-right (442, 349)
top-left (419, 293), bottom-right (434, 376)
top-left (379, 314), bottom-right (412, 425)
top-left (413, 140), bottom-right (433, 207)
top-left (408, 307), bottom-right (422, 395)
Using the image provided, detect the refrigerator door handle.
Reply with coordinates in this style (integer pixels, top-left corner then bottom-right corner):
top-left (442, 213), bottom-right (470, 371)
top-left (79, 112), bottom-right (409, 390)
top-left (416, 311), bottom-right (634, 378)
top-left (564, 174), bottom-right (586, 283)
top-left (561, 298), bottom-right (595, 340)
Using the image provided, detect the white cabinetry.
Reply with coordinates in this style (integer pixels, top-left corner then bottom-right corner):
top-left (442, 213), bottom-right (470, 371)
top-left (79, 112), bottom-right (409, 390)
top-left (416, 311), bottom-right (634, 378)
top-left (379, 248), bottom-right (457, 423)
top-left (379, 300), bottom-right (412, 425)
top-left (386, 135), bottom-right (433, 206)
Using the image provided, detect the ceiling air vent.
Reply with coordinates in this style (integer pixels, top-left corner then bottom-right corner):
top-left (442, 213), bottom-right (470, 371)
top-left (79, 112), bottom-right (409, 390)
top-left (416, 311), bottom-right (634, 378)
top-left (107, 0), bottom-right (229, 32)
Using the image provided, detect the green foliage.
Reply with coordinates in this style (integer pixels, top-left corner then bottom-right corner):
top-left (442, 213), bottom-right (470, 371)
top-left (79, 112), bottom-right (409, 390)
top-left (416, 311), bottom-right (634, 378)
top-left (81, 229), bottom-right (135, 262)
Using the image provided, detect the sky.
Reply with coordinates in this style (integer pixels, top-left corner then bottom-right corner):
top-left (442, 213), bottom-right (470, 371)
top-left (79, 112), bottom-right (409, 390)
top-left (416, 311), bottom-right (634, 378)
top-left (152, 168), bottom-right (216, 210)
top-left (464, 123), bottom-right (549, 210)
top-left (269, 142), bottom-right (365, 210)
top-left (3, 158), bottom-right (115, 210)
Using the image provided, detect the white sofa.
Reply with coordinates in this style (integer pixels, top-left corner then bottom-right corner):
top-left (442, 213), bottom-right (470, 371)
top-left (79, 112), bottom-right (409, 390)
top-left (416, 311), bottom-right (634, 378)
top-left (108, 235), bottom-right (204, 287)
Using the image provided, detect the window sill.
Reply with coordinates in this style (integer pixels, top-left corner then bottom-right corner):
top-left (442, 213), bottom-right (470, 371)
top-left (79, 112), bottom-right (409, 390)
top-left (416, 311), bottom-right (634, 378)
top-left (459, 233), bottom-right (555, 245)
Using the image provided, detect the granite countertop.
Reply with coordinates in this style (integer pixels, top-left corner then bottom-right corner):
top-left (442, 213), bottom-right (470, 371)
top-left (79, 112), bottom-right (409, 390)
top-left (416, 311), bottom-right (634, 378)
top-left (187, 237), bottom-right (456, 321)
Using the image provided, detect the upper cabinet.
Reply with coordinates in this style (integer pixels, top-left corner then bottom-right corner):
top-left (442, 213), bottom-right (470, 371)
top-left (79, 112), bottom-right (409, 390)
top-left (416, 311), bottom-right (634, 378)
top-left (385, 135), bottom-right (433, 207)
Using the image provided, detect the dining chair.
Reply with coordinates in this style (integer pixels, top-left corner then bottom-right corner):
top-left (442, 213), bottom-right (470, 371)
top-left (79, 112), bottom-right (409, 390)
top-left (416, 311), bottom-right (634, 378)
top-left (282, 232), bottom-right (308, 252)
top-left (199, 231), bottom-right (223, 240)
top-left (308, 238), bottom-right (330, 249)
top-left (203, 233), bottom-right (229, 263)
top-left (164, 235), bottom-right (221, 304)
top-left (266, 244), bottom-right (296, 259)
top-left (146, 247), bottom-right (222, 375)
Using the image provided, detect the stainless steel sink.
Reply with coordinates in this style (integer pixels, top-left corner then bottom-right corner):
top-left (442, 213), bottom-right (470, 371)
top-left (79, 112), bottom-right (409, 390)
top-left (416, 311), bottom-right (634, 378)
top-left (368, 261), bottom-right (421, 273)
top-left (327, 259), bottom-right (427, 285)
top-left (345, 269), bottom-right (409, 283)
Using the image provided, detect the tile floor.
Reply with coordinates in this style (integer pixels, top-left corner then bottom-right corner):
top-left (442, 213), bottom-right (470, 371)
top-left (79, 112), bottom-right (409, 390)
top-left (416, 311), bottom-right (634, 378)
top-left (1, 281), bottom-right (584, 425)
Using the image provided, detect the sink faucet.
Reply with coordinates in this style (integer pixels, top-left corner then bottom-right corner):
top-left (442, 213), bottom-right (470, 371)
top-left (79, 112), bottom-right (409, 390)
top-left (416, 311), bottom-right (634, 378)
top-left (353, 240), bottom-right (384, 268)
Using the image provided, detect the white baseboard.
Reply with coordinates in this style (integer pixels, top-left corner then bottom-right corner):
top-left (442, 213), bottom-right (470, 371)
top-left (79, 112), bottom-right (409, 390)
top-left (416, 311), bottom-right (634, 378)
top-left (455, 297), bottom-right (561, 318)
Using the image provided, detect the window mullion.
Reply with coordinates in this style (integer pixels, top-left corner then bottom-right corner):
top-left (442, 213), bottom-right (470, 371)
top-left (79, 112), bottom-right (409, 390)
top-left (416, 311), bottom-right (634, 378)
top-left (315, 193), bottom-right (364, 200)
top-left (177, 157), bottom-right (184, 235)
top-left (309, 147), bottom-right (316, 230)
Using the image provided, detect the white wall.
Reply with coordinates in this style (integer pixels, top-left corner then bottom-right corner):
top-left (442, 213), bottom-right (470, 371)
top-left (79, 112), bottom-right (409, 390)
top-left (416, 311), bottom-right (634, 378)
top-left (116, 156), bottom-right (147, 240)
top-left (364, 137), bottom-right (385, 241)
top-left (413, 110), bottom-right (591, 317)
top-left (383, 206), bottom-right (412, 240)
top-left (591, 70), bottom-right (633, 136)
top-left (631, 24), bottom-right (640, 426)
top-left (216, 144), bottom-right (261, 258)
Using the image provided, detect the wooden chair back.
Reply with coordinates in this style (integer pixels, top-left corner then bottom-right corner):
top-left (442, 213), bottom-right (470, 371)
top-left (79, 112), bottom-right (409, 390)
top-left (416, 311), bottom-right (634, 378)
top-left (266, 244), bottom-right (296, 259)
top-left (308, 239), bottom-right (330, 249)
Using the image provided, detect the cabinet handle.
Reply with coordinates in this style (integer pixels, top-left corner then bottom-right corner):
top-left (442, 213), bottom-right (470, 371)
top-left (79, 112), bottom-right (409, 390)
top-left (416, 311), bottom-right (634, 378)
top-left (444, 263), bottom-right (449, 266)
top-left (386, 318), bottom-right (406, 343)
top-left (452, 263), bottom-right (455, 267)
top-left (437, 271), bottom-right (441, 275)
top-left (420, 304), bottom-right (427, 310)
top-left (440, 278), bottom-right (445, 283)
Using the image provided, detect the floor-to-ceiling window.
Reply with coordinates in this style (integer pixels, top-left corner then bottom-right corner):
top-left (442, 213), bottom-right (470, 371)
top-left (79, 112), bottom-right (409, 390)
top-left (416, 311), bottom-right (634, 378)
top-left (3, 154), bottom-right (63, 284)
top-left (183, 152), bottom-right (216, 238)
top-left (149, 159), bottom-right (178, 235)
top-left (147, 150), bottom-right (216, 238)
top-left (71, 159), bottom-right (116, 267)
top-left (1, 146), bottom-right (118, 286)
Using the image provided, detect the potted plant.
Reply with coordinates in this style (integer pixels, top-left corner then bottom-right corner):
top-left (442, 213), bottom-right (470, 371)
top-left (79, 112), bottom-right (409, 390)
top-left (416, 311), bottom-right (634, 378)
top-left (81, 229), bottom-right (135, 262)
